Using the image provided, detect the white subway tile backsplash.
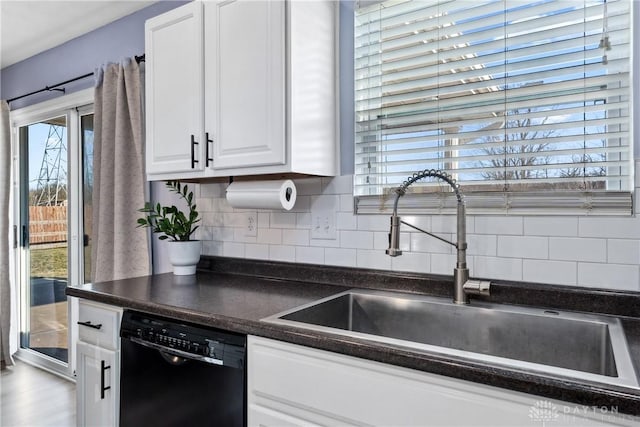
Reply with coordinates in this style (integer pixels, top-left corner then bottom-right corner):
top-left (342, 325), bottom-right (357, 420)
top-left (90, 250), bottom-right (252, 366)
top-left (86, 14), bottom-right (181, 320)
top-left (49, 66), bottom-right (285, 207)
top-left (579, 216), bottom-right (640, 239)
top-left (497, 236), bottom-right (548, 259)
top-left (523, 259), bottom-right (576, 286)
top-left (431, 215), bottom-right (471, 233)
top-left (269, 245), bottom-right (296, 262)
top-left (401, 216), bottom-right (431, 231)
top-left (212, 197), bottom-right (234, 213)
top-left (549, 237), bottom-right (606, 262)
top-left (258, 212), bottom-right (270, 228)
top-left (296, 213), bottom-right (311, 229)
top-left (524, 217), bottom-right (578, 237)
top-left (270, 212), bottom-right (297, 229)
top-left (337, 212), bottom-right (357, 230)
top-left (283, 229), bottom-right (310, 246)
top-left (290, 195), bottom-right (310, 212)
top-left (223, 242), bottom-right (245, 258)
top-left (197, 197), bottom-right (214, 213)
top-left (373, 232), bottom-right (387, 251)
top-left (430, 253), bottom-right (460, 275)
top-left (295, 246), bottom-right (325, 264)
top-left (222, 212), bottom-right (244, 227)
top-left (194, 173), bottom-right (640, 292)
top-left (391, 252), bottom-right (430, 274)
top-left (340, 230), bottom-right (374, 249)
top-left (357, 214), bottom-right (390, 232)
top-left (608, 239), bottom-right (640, 264)
top-left (411, 232), bottom-right (453, 254)
top-left (340, 194), bottom-right (354, 212)
top-left (357, 249), bottom-right (392, 270)
top-left (233, 228), bottom-right (258, 243)
top-left (310, 235), bottom-right (341, 248)
top-left (245, 244), bottom-right (269, 259)
top-left (467, 234), bottom-right (497, 257)
top-left (475, 216), bottom-right (523, 235)
top-left (474, 256), bottom-right (522, 281)
top-left (257, 228), bottom-right (282, 245)
top-left (203, 241), bottom-right (223, 256)
top-left (197, 226), bottom-right (212, 241)
top-left (578, 263), bottom-right (640, 291)
top-left (209, 226), bottom-right (234, 242)
top-left (325, 248), bottom-right (357, 267)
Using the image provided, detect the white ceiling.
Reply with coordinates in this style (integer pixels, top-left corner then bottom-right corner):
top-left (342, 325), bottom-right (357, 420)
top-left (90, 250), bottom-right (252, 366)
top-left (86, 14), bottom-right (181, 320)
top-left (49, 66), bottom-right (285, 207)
top-left (0, 1), bottom-right (156, 69)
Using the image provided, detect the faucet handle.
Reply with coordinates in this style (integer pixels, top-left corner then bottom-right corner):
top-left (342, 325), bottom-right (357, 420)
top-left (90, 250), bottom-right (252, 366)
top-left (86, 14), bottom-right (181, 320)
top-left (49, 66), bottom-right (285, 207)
top-left (463, 279), bottom-right (491, 297)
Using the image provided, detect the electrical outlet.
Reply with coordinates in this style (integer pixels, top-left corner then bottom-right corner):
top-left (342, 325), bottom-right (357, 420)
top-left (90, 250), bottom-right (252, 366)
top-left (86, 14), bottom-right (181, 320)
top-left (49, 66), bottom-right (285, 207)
top-left (245, 212), bottom-right (257, 237)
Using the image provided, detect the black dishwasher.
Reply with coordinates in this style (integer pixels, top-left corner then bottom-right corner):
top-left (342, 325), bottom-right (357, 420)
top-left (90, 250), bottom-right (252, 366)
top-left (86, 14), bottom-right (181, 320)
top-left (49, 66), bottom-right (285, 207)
top-left (120, 310), bottom-right (246, 427)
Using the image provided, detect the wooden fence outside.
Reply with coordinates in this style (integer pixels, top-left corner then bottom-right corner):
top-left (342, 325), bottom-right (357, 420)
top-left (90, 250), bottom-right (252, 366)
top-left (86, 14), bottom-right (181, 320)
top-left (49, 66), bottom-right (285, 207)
top-left (29, 206), bottom-right (67, 245)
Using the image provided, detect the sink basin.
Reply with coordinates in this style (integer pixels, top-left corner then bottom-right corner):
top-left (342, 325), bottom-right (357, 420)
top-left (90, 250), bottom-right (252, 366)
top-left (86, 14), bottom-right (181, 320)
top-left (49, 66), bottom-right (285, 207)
top-left (263, 289), bottom-right (639, 389)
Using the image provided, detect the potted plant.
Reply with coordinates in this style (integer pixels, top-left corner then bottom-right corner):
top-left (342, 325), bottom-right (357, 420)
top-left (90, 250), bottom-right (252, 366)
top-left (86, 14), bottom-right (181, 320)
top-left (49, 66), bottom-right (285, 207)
top-left (137, 180), bottom-right (202, 275)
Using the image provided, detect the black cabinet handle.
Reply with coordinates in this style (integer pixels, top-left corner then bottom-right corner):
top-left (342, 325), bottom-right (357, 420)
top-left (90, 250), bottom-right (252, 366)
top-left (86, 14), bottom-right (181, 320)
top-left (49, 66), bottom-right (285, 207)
top-left (77, 320), bottom-right (102, 330)
top-left (191, 134), bottom-right (199, 169)
top-left (100, 360), bottom-right (111, 399)
top-left (205, 132), bottom-right (213, 167)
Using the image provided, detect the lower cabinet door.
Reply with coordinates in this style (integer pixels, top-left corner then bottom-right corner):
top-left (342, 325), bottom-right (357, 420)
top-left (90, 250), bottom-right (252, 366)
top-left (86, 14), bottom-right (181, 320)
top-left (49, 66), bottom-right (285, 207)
top-left (76, 342), bottom-right (119, 427)
top-left (248, 404), bottom-right (324, 427)
top-left (248, 336), bottom-right (639, 427)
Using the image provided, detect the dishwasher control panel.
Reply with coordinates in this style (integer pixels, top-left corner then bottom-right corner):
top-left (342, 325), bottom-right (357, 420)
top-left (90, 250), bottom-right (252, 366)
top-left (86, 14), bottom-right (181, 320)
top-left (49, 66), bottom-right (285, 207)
top-left (120, 310), bottom-right (246, 368)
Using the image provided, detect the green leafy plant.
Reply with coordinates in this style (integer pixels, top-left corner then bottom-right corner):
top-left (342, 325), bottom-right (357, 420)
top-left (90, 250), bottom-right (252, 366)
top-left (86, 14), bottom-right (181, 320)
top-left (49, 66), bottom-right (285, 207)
top-left (137, 181), bottom-right (200, 241)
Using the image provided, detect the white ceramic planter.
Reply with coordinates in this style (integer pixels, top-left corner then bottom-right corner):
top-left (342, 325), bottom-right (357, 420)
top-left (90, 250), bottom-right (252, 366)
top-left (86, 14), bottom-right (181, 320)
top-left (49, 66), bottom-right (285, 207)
top-left (167, 240), bottom-right (202, 275)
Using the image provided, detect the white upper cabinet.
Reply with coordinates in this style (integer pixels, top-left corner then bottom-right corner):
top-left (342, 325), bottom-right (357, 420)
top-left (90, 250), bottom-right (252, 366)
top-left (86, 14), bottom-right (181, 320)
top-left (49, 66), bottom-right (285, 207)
top-left (145, 0), bottom-right (338, 181)
top-left (145, 2), bottom-right (205, 178)
top-left (206, 0), bottom-right (286, 170)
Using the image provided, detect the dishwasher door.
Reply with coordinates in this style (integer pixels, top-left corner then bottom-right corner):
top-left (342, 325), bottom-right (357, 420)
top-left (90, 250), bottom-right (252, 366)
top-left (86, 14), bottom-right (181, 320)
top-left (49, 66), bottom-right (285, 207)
top-left (119, 317), bottom-right (246, 427)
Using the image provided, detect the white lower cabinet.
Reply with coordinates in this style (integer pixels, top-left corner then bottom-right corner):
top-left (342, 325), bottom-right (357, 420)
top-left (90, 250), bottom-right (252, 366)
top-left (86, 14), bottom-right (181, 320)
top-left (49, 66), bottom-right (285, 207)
top-left (76, 342), bottom-right (119, 427)
top-left (76, 300), bottom-right (122, 427)
top-left (248, 336), bottom-right (638, 427)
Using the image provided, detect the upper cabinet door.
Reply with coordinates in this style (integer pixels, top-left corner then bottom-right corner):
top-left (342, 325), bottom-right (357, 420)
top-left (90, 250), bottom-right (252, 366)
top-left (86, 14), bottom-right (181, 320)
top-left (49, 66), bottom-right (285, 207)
top-left (146, 2), bottom-right (205, 175)
top-left (206, 0), bottom-right (286, 170)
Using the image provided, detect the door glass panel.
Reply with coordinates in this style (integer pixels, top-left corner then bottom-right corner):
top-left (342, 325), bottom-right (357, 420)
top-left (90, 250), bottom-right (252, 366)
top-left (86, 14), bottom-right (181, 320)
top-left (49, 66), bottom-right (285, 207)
top-left (81, 114), bottom-right (94, 284)
top-left (20, 116), bottom-right (69, 363)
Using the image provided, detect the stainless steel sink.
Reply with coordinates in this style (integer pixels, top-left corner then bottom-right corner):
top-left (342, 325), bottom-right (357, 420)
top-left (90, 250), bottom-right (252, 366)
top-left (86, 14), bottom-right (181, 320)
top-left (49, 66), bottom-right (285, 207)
top-left (263, 289), bottom-right (639, 389)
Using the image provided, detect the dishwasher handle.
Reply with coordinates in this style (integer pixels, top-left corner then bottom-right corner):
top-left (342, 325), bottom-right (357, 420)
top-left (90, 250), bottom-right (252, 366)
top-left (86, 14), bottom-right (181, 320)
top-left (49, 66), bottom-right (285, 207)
top-left (129, 336), bottom-right (224, 366)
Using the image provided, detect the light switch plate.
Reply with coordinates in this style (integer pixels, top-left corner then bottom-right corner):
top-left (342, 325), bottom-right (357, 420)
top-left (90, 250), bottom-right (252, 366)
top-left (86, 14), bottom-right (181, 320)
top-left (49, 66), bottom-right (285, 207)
top-left (310, 195), bottom-right (337, 240)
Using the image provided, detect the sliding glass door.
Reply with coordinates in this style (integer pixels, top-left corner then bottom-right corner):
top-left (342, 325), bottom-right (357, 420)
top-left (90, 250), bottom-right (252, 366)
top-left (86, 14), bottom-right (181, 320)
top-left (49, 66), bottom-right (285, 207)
top-left (15, 102), bottom-right (93, 375)
top-left (19, 116), bottom-right (70, 363)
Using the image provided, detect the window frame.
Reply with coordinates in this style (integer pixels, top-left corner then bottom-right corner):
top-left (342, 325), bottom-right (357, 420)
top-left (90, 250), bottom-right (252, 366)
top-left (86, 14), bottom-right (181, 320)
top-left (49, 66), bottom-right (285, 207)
top-left (353, 0), bottom-right (636, 216)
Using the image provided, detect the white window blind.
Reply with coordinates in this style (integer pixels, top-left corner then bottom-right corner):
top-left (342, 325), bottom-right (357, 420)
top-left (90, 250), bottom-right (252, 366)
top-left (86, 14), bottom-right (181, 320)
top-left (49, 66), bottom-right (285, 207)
top-left (355, 0), bottom-right (633, 215)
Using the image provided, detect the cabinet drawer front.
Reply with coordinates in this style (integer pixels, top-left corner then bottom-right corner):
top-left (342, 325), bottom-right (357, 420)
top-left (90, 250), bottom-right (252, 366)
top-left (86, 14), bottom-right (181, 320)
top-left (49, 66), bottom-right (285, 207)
top-left (78, 301), bottom-right (122, 350)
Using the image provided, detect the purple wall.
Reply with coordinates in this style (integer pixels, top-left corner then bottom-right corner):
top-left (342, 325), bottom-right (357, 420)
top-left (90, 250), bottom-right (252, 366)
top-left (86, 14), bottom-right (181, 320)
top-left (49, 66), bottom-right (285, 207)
top-left (1, 1), bottom-right (188, 110)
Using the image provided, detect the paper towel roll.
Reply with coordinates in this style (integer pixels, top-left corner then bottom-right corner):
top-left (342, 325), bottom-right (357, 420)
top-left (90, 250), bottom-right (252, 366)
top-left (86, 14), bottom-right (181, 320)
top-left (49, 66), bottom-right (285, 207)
top-left (226, 180), bottom-right (297, 211)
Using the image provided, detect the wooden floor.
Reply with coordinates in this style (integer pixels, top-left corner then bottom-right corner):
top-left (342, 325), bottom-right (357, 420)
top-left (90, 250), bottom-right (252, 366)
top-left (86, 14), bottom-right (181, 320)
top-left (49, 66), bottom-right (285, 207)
top-left (0, 360), bottom-right (75, 427)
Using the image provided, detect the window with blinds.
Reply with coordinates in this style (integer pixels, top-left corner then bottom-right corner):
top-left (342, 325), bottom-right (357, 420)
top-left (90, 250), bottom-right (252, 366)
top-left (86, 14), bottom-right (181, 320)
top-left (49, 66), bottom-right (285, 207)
top-left (354, 0), bottom-right (633, 215)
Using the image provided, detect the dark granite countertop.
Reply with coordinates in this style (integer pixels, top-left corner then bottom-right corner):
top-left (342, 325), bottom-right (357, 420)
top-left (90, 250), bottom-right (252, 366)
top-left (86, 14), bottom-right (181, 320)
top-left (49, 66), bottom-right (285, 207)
top-left (66, 256), bottom-right (640, 417)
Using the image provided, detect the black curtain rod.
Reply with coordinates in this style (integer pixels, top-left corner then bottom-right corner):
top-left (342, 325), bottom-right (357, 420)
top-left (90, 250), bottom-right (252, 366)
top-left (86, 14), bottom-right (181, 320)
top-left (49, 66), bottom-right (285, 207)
top-left (7, 54), bottom-right (145, 104)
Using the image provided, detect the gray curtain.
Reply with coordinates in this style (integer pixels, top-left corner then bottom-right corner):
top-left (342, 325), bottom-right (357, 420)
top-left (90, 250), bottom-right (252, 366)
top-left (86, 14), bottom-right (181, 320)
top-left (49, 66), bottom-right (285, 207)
top-left (0, 100), bottom-right (14, 368)
top-left (92, 59), bottom-right (150, 282)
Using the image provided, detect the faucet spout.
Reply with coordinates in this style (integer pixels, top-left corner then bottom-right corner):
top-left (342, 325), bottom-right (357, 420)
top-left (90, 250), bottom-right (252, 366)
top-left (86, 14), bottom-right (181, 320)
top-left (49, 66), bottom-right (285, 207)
top-left (385, 169), bottom-right (490, 304)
